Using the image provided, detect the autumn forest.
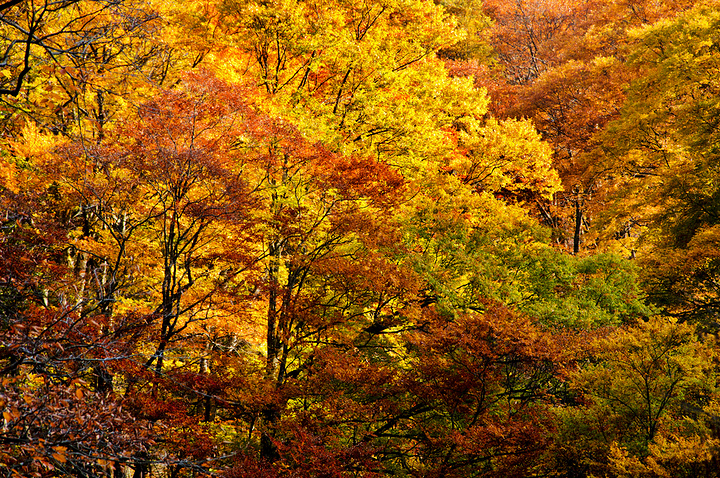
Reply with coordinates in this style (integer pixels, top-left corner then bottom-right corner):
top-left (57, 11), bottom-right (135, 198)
top-left (1, 0), bottom-right (719, 476)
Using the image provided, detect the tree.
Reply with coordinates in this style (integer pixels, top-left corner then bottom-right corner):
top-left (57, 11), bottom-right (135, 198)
top-left (436, 0), bottom-right (493, 63)
top-left (1, 70), bottom-right (265, 476)
top-left (0, 1), bottom-right (677, 476)
top-left (0, 123), bottom-right (158, 477)
top-left (545, 317), bottom-right (717, 477)
top-left (217, 0), bottom-right (485, 169)
top-left (0, 0), bottom-right (93, 97)
top-left (589, 0), bottom-right (720, 329)
top-left (224, 300), bottom-right (585, 478)
top-left (478, 0), bottom-right (697, 252)
top-left (0, 0), bottom-right (163, 120)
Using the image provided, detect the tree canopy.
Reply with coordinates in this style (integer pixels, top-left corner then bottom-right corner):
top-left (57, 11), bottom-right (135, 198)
top-left (1, 0), bottom-right (719, 477)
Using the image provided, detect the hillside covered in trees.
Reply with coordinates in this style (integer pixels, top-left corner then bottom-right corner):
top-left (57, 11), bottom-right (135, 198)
top-left (1, 0), bottom-right (719, 476)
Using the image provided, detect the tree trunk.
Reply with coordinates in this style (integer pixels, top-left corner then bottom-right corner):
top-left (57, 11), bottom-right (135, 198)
top-left (573, 196), bottom-right (582, 255)
top-left (262, 238), bottom-right (282, 461)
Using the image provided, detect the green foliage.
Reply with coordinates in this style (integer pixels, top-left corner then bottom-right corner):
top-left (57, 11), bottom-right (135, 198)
top-left (401, 185), bottom-right (649, 329)
top-left (522, 252), bottom-right (653, 328)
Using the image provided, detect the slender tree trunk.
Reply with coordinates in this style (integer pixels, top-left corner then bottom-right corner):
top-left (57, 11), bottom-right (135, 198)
top-left (260, 406), bottom-right (281, 461)
top-left (76, 252), bottom-right (88, 308)
top-left (200, 348), bottom-right (215, 421)
top-left (574, 198), bottom-right (582, 255)
top-left (96, 89), bottom-right (105, 144)
top-left (266, 239), bottom-right (281, 380)
top-left (93, 364), bottom-right (114, 393)
top-left (152, 318), bottom-right (171, 373)
top-left (131, 453), bottom-right (149, 478)
top-left (262, 238), bottom-right (282, 461)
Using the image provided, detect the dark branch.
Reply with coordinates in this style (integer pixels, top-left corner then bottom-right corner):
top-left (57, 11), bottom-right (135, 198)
top-left (0, 0), bottom-right (24, 13)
